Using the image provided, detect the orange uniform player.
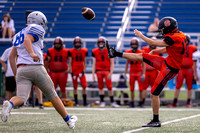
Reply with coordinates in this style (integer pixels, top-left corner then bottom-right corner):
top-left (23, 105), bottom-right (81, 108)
top-left (142, 45), bottom-right (159, 106)
top-left (92, 36), bottom-right (119, 108)
top-left (106, 17), bottom-right (186, 127)
top-left (168, 34), bottom-right (197, 108)
top-left (68, 36), bottom-right (88, 106)
top-left (124, 37), bottom-right (145, 108)
top-left (46, 37), bottom-right (69, 99)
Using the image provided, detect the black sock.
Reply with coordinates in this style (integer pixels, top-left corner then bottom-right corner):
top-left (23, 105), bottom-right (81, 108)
top-left (173, 98), bottom-right (177, 104)
top-left (187, 99), bottom-right (191, 104)
top-left (100, 95), bottom-right (104, 102)
top-left (153, 114), bottom-right (159, 122)
top-left (83, 94), bottom-right (87, 105)
top-left (110, 96), bottom-right (114, 103)
top-left (74, 94), bottom-right (78, 104)
top-left (142, 98), bottom-right (145, 104)
top-left (130, 101), bottom-right (134, 106)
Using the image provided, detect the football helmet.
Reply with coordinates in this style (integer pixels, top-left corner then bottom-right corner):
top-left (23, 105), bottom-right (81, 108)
top-left (97, 36), bottom-right (107, 49)
top-left (73, 36), bottom-right (82, 49)
top-left (185, 34), bottom-right (191, 45)
top-left (53, 36), bottom-right (64, 51)
top-left (130, 37), bottom-right (139, 53)
top-left (27, 11), bottom-right (48, 30)
top-left (158, 17), bottom-right (178, 35)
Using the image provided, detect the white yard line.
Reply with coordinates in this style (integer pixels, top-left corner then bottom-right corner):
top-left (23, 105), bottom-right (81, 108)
top-left (122, 114), bottom-right (200, 133)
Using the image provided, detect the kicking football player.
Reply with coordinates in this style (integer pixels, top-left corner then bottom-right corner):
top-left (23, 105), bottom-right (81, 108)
top-left (124, 37), bottom-right (146, 108)
top-left (106, 17), bottom-right (186, 127)
top-left (142, 37), bottom-right (160, 107)
top-left (68, 36), bottom-right (88, 106)
top-left (92, 36), bottom-right (119, 108)
top-left (168, 34), bottom-right (196, 108)
top-left (1, 11), bottom-right (77, 129)
top-left (45, 36), bottom-right (69, 99)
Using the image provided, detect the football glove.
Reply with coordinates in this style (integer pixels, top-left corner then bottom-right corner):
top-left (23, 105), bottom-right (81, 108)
top-left (105, 40), bottom-right (123, 58)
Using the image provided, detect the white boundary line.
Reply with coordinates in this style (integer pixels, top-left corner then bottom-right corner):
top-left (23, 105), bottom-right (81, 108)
top-left (122, 114), bottom-right (200, 133)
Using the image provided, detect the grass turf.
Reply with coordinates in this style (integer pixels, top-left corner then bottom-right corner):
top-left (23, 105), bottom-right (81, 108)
top-left (0, 106), bottom-right (200, 133)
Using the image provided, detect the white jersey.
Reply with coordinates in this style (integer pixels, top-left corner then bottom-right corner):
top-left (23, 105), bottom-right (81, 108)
top-left (0, 46), bottom-right (14, 77)
top-left (12, 24), bottom-right (45, 65)
top-left (193, 50), bottom-right (200, 72)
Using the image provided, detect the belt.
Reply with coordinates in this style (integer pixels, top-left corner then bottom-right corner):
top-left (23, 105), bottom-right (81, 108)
top-left (17, 64), bottom-right (27, 68)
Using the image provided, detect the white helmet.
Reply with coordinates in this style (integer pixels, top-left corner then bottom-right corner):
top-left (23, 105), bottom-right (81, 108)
top-left (27, 11), bottom-right (48, 30)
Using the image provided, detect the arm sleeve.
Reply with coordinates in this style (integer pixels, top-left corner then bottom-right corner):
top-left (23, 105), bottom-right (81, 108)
top-left (0, 48), bottom-right (9, 61)
top-left (92, 52), bottom-right (95, 57)
top-left (27, 25), bottom-right (45, 42)
top-left (86, 51), bottom-right (88, 56)
top-left (164, 36), bottom-right (174, 46)
top-left (47, 50), bottom-right (50, 56)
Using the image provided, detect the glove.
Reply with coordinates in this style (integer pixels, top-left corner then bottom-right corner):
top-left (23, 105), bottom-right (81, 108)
top-left (140, 74), bottom-right (145, 82)
top-left (81, 71), bottom-right (85, 77)
top-left (105, 40), bottom-right (123, 58)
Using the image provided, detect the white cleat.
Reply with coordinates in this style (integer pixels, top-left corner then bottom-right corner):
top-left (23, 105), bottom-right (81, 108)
top-left (111, 102), bottom-right (120, 108)
top-left (67, 115), bottom-right (78, 129)
top-left (100, 102), bottom-right (106, 108)
top-left (1, 100), bottom-right (12, 122)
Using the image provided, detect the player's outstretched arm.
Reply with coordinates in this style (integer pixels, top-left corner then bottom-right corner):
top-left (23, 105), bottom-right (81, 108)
top-left (134, 29), bottom-right (168, 47)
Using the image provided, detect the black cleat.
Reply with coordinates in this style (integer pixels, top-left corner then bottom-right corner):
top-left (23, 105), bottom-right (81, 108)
top-left (105, 41), bottom-right (117, 58)
top-left (142, 120), bottom-right (161, 127)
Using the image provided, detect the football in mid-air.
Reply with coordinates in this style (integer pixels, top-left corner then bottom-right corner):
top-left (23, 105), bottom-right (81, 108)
top-left (81, 7), bottom-right (95, 21)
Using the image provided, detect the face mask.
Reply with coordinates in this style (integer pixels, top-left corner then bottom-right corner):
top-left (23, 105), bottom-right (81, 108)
top-left (98, 42), bottom-right (105, 49)
top-left (54, 43), bottom-right (62, 51)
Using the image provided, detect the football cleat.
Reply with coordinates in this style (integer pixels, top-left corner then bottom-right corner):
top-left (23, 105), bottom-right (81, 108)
top-left (111, 102), bottom-right (120, 108)
top-left (105, 41), bottom-right (117, 58)
top-left (100, 102), bottom-right (106, 108)
top-left (1, 100), bottom-right (12, 122)
top-left (167, 103), bottom-right (177, 108)
top-left (186, 104), bottom-right (191, 108)
top-left (67, 115), bottom-right (78, 129)
top-left (142, 120), bottom-right (161, 127)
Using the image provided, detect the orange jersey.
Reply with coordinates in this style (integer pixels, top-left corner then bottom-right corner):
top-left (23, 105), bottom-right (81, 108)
top-left (142, 47), bottom-right (160, 71)
top-left (181, 45), bottom-right (197, 68)
top-left (164, 31), bottom-right (186, 69)
top-left (47, 48), bottom-right (68, 72)
top-left (125, 49), bottom-right (143, 73)
top-left (92, 48), bottom-right (111, 71)
top-left (68, 48), bottom-right (88, 73)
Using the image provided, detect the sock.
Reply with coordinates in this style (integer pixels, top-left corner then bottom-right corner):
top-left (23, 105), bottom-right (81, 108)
top-left (173, 98), bottom-right (177, 104)
top-left (10, 101), bottom-right (14, 108)
top-left (74, 94), bottom-right (78, 104)
top-left (83, 94), bottom-right (87, 105)
top-left (187, 99), bottom-right (191, 104)
top-left (153, 114), bottom-right (159, 122)
top-left (130, 101), bottom-right (134, 107)
top-left (100, 95), bottom-right (104, 102)
top-left (110, 96), bottom-right (114, 103)
top-left (63, 115), bottom-right (70, 122)
top-left (142, 98), bottom-right (146, 104)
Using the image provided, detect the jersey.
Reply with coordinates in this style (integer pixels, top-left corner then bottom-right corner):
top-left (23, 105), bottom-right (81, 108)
top-left (193, 50), bottom-right (200, 73)
top-left (47, 48), bottom-right (69, 72)
top-left (164, 31), bottom-right (186, 69)
top-left (181, 45), bottom-right (196, 68)
top-left (142, 47), bottom-right (160, 71)
top-left (68, 48), bottom-right (88, 74)
top-left (12, 24), bottom-right (45, 65)
top-left (125, 49), bottom-right (143, 73)
top-left (92, 48), bottom-right (110, 71)
top-left (0, 47), bottom-right (14, 77)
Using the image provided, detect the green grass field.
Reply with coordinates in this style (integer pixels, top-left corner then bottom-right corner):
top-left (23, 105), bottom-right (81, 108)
top-left (0, 106), bottom-right (200, 133)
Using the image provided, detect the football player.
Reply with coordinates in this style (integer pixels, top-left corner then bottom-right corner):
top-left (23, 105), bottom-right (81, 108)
top-left (45, 36), bottom-right (69, 99)
top-left (92, 36), bottom-right (119, 108)
top-left (2, 11), bottom-right (77, 129)
top-left (106, 17), bottom-right (186, 127)
top-left (68, 36), bottom-right (88, 106)
top-left (168, 34), bottom-right (196, 108)
top-left (124, 37), bottom-right (145, 108)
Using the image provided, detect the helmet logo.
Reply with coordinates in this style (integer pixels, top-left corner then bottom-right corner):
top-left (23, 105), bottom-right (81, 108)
top-left (164, 20), bottom-right (171, 27)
